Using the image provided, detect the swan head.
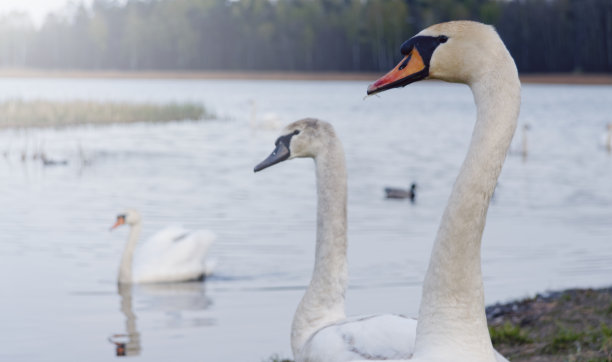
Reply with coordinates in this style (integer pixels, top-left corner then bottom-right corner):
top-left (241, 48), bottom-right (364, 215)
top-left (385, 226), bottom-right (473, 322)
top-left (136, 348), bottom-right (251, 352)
top-left (367, 21), bottom-right (512, 94)
top-left (253, 118), bottom-right (335, 172)
top-left (111, 209), bottom-right (141, 229)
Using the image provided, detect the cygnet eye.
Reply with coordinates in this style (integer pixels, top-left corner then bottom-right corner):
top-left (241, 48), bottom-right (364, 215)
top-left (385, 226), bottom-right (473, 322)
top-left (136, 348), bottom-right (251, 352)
top-left (293, 130), bottom-right (300, 136)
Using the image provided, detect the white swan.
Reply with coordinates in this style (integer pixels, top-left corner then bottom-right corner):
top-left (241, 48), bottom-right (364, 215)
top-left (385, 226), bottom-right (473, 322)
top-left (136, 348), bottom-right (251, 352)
top-left (249, 99), bottom-right (282, 130)
top-left (110, 210), bottom-right (216, 284)
top-left (603, 122), bottom-right (612, 153)
top-left (520, 123), bottom-right (530, 160)
top-left (364, 20), bottom-right (520, 361)
top-left (254, 118), bottom-right (418, 361)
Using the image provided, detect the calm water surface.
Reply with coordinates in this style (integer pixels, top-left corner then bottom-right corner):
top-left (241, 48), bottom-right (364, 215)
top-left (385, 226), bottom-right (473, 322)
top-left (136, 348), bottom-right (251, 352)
top-left (0, 78), bottom-right (611, 361)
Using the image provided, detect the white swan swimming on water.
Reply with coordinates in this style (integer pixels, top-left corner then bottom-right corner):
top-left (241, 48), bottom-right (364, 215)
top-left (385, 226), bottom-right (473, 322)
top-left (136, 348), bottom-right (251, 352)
top-left (249, 99), bottom-right (282, 130)
top-left (363, 20), bottom-right (521, 361)
top-left (254, 118), bottom-right (418, 361)
top-left (603, 122), bottom-right (612, 153)
top-left (110, 210), bottom-right (216, 284)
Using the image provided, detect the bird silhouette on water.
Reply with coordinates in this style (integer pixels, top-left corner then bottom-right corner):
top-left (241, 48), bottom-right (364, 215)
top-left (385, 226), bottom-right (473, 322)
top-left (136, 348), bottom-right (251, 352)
top-left (384, 183), bottom-right (417, 202)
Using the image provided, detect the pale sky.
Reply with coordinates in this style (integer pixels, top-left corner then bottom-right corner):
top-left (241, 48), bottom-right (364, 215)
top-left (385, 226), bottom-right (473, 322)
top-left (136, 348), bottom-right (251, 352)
top-left (0, 0), bottom-right (92, 26)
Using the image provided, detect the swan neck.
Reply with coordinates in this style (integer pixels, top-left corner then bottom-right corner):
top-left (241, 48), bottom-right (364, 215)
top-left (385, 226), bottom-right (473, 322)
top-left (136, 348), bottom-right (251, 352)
top-left (415, 64), bottom-right (520, 358)
top-left (118, 222), bottom-right (141, 284)
top-left (291, 139), bottom-right (348, 356)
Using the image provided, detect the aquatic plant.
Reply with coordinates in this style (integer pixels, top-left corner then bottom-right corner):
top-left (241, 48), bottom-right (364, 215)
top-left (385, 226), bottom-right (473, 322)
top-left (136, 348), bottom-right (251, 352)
top-left (0, 99), bottom-right (214, 128)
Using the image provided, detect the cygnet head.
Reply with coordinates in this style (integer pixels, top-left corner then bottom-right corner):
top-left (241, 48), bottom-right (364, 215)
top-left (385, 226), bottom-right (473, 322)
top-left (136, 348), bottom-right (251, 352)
top-left (253, 118), bottom-right (336, 172)
top-left (367, 21), bottom-right (514, 94)
top-left (110, 209), bottom-right (141, 229)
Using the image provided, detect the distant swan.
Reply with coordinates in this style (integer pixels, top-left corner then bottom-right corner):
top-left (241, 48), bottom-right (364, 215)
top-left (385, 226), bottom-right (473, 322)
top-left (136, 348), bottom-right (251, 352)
top-left (520, 124), bottom-right (530, 160)
top-left (110, 210), bottom-right (216, 284)
top-left (385, 183), bottom-right (417, 201)
top-left (604, 122), bottom-right (612, 153)
top-left (254, 118), bottom-right (417, 361)
top-left (365, 20), bottom-right (520, 361)
top-left (249, 100), bottom-right (282, 130)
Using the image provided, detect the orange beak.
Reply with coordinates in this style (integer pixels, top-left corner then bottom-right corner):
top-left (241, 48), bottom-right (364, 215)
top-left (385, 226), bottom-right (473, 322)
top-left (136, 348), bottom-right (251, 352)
top-left (367, 48), bottom-right (428, 95)
top-left (110, 216), bottom-right (125, 230)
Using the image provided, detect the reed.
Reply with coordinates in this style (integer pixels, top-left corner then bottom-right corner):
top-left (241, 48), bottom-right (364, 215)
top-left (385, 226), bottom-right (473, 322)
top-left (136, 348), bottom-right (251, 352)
top-left (0, 99), bottom-right (213, 128)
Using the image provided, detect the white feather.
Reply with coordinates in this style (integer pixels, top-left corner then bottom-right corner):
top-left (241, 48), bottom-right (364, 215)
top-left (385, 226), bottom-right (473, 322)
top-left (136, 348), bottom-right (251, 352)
top-left (299, 315), bottom-right (417, 361)
top-left (134, 227), bottom-right (216, 283)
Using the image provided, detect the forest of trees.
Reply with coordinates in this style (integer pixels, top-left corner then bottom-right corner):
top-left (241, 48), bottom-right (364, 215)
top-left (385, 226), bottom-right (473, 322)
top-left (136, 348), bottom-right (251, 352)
top-left (0, 0), bottom-right (611, 73)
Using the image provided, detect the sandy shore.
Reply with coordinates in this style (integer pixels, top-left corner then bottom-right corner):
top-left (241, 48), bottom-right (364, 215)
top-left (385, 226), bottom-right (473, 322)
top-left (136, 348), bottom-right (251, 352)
top-left (0, 68), bottom-right (611, 85)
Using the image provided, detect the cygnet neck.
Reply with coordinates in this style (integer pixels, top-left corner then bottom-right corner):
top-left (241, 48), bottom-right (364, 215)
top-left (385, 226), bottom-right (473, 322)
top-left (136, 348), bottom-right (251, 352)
top-left (291, 137), bottom-right (348, 355)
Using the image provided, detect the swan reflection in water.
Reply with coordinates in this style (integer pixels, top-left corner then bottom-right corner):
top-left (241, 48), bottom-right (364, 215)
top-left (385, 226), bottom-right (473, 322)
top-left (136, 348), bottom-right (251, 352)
top-left (109, 282), bottom-right (213, 356)
top-left (109, 284), bottom-right (141, 357)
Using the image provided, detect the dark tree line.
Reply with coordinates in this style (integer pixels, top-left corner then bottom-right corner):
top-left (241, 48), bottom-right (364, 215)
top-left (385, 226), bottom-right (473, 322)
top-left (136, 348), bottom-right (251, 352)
top-left (0, 0), bottom-right (611, 73)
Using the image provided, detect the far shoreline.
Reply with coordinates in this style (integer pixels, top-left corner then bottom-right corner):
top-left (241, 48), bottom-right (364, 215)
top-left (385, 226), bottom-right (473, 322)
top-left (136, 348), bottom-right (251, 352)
top-left (1, 68), bottom-right (612, 85)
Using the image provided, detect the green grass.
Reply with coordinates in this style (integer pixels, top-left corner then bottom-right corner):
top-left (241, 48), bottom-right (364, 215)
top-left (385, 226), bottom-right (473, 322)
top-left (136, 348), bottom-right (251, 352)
top-left (489, 322), bottom-right (532, 345)
top-left (488, 288), bottom-right (612, 361)
top-left (605, 302), bottom-right (612, 315)
top-left (594, 324), bottom-right (612, 354)
top-left (0, 99), bottom-right (214, 128)
top-left (546, 326), bottom-right (584, 353)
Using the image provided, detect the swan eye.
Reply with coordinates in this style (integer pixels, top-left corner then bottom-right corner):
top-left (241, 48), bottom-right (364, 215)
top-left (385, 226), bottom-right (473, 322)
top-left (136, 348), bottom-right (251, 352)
top-left (275, 130), bottom-right (300, 147)
top-left (438, 35), bottom-right (448, 43)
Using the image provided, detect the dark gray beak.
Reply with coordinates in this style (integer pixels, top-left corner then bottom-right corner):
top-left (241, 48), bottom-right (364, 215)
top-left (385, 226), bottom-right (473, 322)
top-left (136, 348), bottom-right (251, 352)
top-left (254, 142), bottom-right (290, 172)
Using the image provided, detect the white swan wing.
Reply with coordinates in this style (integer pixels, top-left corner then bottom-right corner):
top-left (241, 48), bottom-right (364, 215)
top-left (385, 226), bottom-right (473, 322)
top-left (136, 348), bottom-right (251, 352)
top-left (133, 226), bottom-right (216, 283)
top-left (299, 314), bottom-right (417, 362)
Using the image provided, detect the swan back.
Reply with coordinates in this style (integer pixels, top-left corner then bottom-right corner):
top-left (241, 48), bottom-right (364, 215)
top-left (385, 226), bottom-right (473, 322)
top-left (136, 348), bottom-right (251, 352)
top-left (298, 314), bottom-right (417, 361)
top-left (134, 227), bottom-right (216, 283)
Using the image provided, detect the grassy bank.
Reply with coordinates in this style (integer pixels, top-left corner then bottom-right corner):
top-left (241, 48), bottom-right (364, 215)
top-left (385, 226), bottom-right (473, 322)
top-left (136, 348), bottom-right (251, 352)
top-left (488, 287), bottom-right (612, 361)
top-left (0, 99), bottom-right (213, 128)
top-left (265, 287), bottom-right (612, 362)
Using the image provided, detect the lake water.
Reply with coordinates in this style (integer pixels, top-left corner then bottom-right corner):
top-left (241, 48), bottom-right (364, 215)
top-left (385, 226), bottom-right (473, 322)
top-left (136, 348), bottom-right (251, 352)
top-left (0, 78), bottom-right (611, 361)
